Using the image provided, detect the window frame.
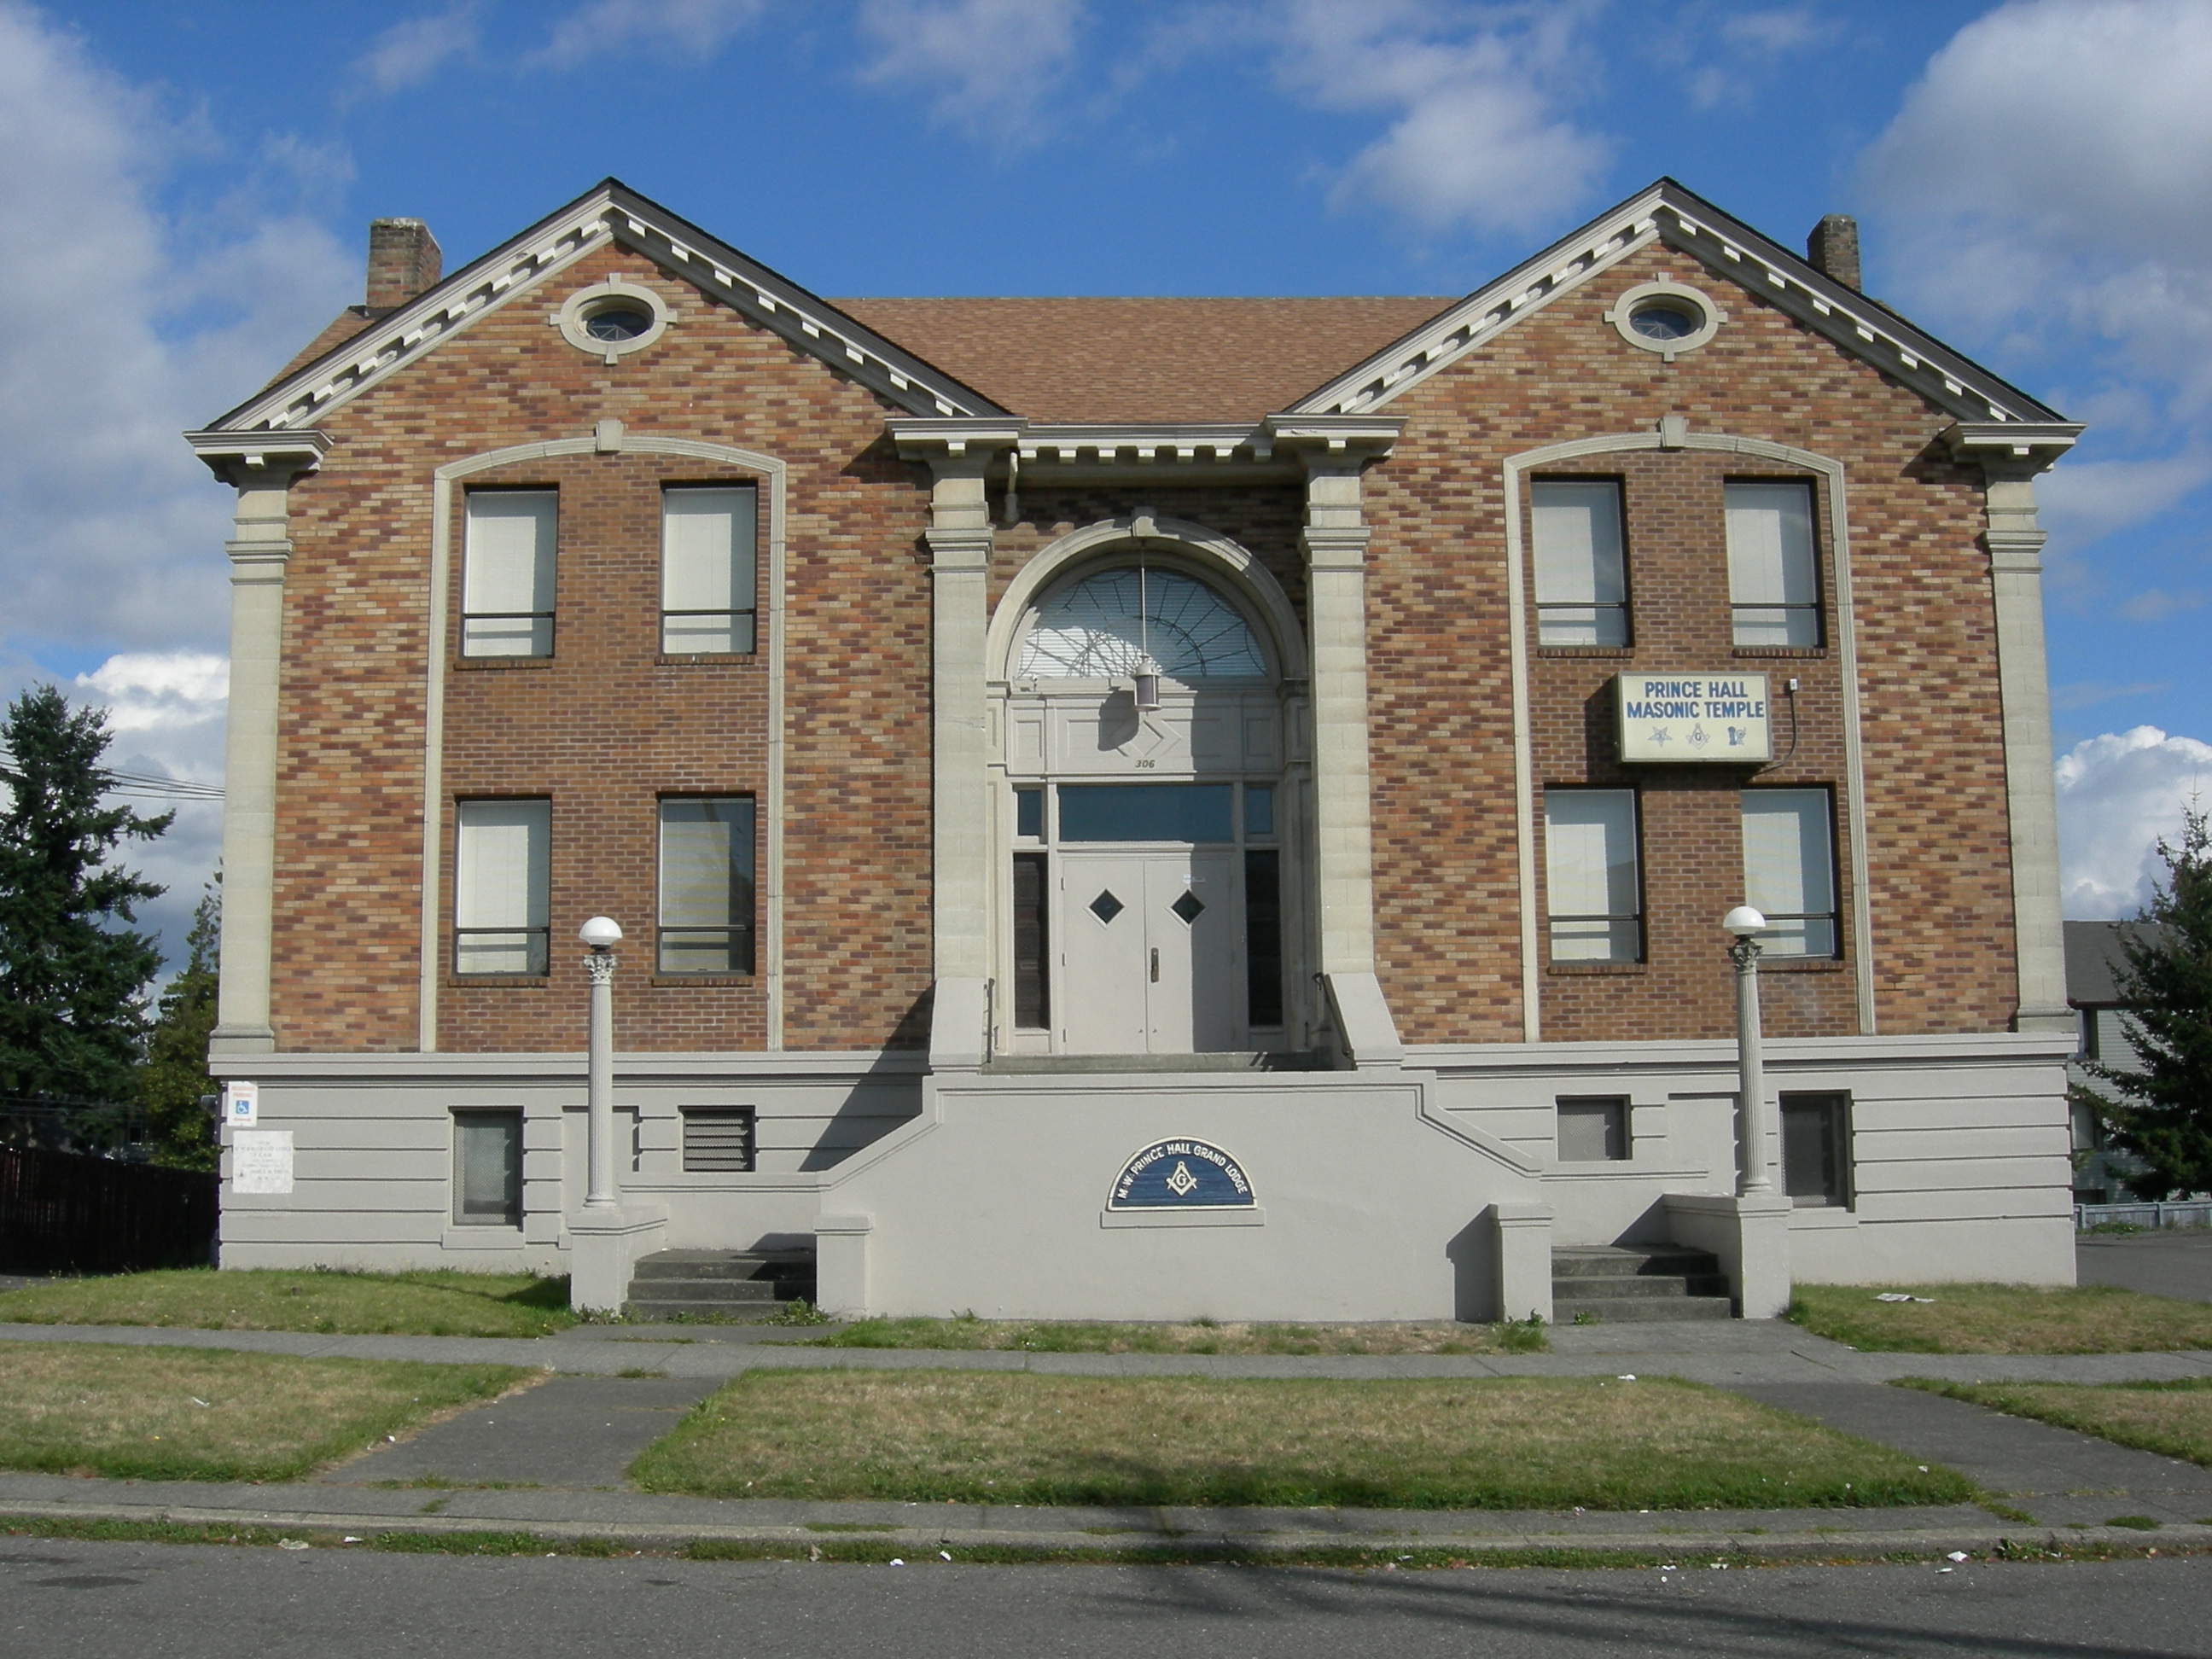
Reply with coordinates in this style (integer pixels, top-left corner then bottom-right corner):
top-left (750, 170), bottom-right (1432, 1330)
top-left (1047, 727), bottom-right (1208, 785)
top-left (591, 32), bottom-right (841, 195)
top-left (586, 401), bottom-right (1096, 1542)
top-left (1529, 476), bottom-right (1632, 649)
top-left (660, 483), bottom-right (760, 657)
top-left (1542, 786), bottom-right (1645, 964)
top-left (1557, 1096), bottom-right (1630, 1162)
top-left (459, 488), bottom-right (557, 660)
top-left (1778, 1091), bottom-right (1854, 1208)
top-left (1739, 786), bottom-right (1841, 960)
top-left (451, 798), bottom-right (551, 978)
top-left (451, 1108), bottom-right (524, 1228)
top-left (655, 795), bottom-right (758, 977)
top-left (1724, 477), bottom-right (1825, 649)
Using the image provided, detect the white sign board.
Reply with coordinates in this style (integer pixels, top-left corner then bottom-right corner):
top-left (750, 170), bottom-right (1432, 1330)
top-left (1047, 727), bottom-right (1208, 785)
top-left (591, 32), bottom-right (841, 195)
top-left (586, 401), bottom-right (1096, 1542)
top-left (222, 1080), bottom-right (259, 1128)
top-left (231, 1129), bottom-right (294, 1196)
top-left (1616, 672), bottom-right (1771, 763)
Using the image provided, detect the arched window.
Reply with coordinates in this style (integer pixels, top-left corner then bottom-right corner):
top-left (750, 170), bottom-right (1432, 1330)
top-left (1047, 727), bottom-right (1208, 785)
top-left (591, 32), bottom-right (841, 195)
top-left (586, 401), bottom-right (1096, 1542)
top-left (1019, 567), bottom-right (1267, 681)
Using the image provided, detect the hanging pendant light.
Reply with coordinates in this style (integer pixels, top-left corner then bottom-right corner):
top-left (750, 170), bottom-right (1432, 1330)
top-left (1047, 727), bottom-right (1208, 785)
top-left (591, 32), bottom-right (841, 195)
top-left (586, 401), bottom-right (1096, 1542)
top-left (1132, 562), bottom-right (1161, 711)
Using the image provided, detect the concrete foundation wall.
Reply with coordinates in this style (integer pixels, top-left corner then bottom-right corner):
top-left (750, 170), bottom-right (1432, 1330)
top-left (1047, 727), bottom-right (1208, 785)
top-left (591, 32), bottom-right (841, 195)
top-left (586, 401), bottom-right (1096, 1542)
top-left (213, 1032), bottom-right (2074, 1301)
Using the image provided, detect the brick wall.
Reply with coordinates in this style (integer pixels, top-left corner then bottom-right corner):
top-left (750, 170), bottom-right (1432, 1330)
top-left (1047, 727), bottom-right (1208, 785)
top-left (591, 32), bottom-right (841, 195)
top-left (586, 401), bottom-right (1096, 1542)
top-left (1366, 244), bottom-right (2014, 1044)
top-left (270, 244), bottom-right (934, 1054)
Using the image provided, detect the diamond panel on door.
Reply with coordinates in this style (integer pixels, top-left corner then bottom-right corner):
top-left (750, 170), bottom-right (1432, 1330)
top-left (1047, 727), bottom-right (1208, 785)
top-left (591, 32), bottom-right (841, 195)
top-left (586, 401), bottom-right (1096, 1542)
top-left (1171, 890), bottom-right (1205, 924)
top-left (1089, 890), bottom-right (1125, 924)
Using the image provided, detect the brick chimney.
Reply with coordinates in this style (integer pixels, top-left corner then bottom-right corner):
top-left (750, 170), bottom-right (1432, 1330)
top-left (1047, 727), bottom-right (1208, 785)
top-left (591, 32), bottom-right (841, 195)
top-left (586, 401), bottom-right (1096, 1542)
top-left (1805, 214), bottom-right (1860, 292)
top-left (366, 218), bottom-right (442, 311)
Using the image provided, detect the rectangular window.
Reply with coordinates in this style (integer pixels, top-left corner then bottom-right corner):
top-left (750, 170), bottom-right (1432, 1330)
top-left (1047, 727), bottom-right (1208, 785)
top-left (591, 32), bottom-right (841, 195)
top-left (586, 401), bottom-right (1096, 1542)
top-left (1058, 783), bottom-right (1233, 843)
top-left (1244, 784), bottom-right (1274, 839)
top-left (1741, 789), bottom-right (1837, 958)
top-left (1245, 848), bottom-right (1283, 1029)
top-left (1780, 1092), bottom-right (1852, 1208)
top-left (1014, 786), bottom-right (1043, 841)
top-left (1011, 852), bottom-right (1050, 1029)
top-left (1545, 789), bottom-right (1641, 962)
top-left (462, 491), bottom-right (556, 657)
top-left (453, 800), bottom-right (550, 975)
top-left (1557, 1097), bottom-right (1628, 1162)
top-left (1726, 480), bottom-right (1820, 647)
top-left (452, 1109), bottom-right (522, 1226)
top-left (681, 1107), bottom-right (757, 1173)
top-left (1531, 480), bottom-right (1628, 647)
top-left (661, 486), bottom-right (758, 655)
top-left (658, 797), bottom-right (756, 975)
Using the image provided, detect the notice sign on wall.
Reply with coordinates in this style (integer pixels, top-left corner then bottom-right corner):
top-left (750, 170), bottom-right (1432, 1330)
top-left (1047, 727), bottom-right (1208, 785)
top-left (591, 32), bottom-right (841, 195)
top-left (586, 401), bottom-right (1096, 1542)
top-left (1109, 1139), bottom-right (1255, 1209)
top-left (231, 1130), bottom-right (294, 1196)
top-left (1615, 672), bottom-right (1771, 763)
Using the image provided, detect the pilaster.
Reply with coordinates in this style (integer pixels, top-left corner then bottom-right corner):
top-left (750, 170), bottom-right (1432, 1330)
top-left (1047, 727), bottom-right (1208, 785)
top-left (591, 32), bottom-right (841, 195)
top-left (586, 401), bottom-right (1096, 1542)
top-left (1943, 422), bottom-right (2085, 1035)
top-left (186, 432), bottom-right (330, 1057)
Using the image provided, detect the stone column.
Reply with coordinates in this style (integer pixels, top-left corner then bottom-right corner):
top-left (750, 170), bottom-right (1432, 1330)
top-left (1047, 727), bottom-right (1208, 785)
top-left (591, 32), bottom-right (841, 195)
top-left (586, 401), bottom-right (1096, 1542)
top-left (1946, 423), bottom-right (2083, 1034)
top-left (187, 434), bottom-right (329, 1057)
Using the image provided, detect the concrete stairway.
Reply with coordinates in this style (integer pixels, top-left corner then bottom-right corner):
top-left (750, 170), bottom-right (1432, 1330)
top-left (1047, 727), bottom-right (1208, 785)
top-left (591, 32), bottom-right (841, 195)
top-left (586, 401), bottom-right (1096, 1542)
top-left (623, 1249), bottom-right (817, 1322)
top-left (1551, 1244), bottom-right (1734, 1324)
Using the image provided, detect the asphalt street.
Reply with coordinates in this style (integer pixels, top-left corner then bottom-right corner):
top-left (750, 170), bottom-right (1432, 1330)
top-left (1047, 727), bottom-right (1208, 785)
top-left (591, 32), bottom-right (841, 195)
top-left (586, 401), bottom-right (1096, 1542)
top-left (2076, 1230), bottom-right (2212, 1302)
top-left (2, 1540), bottom-right (2205, 1658)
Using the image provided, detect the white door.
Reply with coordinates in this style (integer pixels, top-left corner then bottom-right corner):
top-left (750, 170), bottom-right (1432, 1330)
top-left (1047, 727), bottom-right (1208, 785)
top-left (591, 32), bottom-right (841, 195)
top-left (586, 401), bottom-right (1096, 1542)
top-left (1061, 849), bottom-right (1238, 1054)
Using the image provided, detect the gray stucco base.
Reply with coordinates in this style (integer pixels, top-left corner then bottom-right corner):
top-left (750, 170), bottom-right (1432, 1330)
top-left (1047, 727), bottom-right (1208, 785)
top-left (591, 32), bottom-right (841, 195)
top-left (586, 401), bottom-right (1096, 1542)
top-left (212, 1031), bottom-right (2075, 1317)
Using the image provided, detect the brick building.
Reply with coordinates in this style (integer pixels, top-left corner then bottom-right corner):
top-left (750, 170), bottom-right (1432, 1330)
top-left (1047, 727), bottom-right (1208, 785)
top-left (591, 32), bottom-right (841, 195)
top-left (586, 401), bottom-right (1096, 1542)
top-left (189, 178), bottom-right (2081, 1318)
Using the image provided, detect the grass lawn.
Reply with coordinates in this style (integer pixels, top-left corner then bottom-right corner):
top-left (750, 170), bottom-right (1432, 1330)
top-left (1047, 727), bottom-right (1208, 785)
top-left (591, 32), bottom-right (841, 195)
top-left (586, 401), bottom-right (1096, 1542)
top-left (1788, 1283), bottom-right (2212, 1354)
top-left (1901, 1377), bottom-right (2212, 1468)
top-left (812, 1314), bottom-right (1546, 1356)
top-left (630, 1370), bottom-right (1972, 1511)
top-left (0, 1342), bottom-right (530, 1483)
top-left (0, 1268), bottom-right (576, 1338)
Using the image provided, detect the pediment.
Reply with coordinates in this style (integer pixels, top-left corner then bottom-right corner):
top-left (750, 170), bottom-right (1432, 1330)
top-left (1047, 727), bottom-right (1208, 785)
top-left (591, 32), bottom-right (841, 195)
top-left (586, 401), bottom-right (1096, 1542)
top-left (202, 179), bottom-right (1010, 434)
top-left (1289, 178), bottom-right (2065, 428)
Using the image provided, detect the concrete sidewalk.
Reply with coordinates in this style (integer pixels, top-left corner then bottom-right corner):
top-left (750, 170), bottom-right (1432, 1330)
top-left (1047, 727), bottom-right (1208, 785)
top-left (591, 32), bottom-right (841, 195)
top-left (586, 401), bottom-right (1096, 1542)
top-left (4, 1317), bottom-right (2209, 1386)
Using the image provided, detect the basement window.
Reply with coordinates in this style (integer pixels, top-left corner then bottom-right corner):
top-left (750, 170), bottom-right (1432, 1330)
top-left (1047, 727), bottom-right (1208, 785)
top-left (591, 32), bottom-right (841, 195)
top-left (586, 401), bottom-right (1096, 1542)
top-left (1557, 1097), bottom-right (1629, 1162)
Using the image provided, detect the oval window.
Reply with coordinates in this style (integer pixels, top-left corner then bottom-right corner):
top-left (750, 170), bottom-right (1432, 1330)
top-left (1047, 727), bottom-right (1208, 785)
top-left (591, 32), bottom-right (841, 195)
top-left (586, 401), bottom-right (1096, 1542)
top-left (584, 306), bottom-right (654, 343)
top-left (1629, 301), bottom-right (1702, 343)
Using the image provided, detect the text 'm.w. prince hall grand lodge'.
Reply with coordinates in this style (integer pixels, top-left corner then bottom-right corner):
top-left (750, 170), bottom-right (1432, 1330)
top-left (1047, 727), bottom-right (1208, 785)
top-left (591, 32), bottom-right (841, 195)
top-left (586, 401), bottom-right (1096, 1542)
top-left (188, 177), bottom-right (2082, 1322)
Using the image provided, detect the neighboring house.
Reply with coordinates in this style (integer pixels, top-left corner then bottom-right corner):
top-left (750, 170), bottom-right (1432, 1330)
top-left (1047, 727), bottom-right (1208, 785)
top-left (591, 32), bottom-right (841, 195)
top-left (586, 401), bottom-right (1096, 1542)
top-left (2064, 919), bottom-right (2161, 1205)
top-left (187, 178), bottom-right (2082, 1319)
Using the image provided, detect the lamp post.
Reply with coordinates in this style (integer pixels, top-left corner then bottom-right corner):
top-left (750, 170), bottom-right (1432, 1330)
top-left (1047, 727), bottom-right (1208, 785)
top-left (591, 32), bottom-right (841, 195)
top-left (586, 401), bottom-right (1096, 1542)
top-left (579, 916), bottom-right (623, 1212)
top-left (1723, 905), bottom-right (1774, 1196)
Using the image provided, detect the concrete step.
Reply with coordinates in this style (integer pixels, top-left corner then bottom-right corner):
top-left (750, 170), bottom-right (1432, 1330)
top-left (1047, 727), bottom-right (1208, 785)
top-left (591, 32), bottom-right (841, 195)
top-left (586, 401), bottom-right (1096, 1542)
top-left (1558, 1274), bottom-right (1732, 1301)
top-left (1551, 1245), bottom-right (1722, 1280)
top-left (1553, 1295), bottom-right (1736, 1324)
top-left (624, 1249), bottom-right (817, 1324)
top-left (629, 1249), bottom-right (814, 1284)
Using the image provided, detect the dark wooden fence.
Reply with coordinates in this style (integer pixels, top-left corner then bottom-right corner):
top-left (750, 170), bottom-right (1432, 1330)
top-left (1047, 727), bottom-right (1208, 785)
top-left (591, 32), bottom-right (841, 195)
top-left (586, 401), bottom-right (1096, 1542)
top-left (0, 1148), bottom-right (219, 1274)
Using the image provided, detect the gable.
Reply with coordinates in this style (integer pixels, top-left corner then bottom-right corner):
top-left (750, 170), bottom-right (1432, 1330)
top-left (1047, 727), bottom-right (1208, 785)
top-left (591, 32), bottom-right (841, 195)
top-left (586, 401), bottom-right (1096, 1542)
top-left (1289, 178), bottom-right (2065, 428)
top-left (203, 179), bottom-right (1010, 434)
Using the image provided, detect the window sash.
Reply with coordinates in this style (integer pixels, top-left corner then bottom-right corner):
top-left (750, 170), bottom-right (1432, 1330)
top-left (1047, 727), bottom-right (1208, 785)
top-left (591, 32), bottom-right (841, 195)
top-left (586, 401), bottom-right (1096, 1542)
top-left (453, 1111), bottom-right (522, 1225)
top-left (1545, 789), bottom-right (1640, 962)
top-left (1726, 481), bottom-right (1819, 647)
top-left (658, 798), bottom-right (756, 974)
top-left (1532, 480), bottom-right (1628, 647)
top-left (661, 487), bottom-right (757, 655)
top-left (1780, 1093), bottom-right (1851, 1207)
top-left (1741, 789), bottom-right (1837, 957)
top-left (454, 800), bottom-right (550, 975)
top-left (463, 492), bottom-right (556, 658)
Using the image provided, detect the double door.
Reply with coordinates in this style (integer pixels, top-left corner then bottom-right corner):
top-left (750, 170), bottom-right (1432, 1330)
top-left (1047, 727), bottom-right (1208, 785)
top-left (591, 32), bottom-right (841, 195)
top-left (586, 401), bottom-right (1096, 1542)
top-left (1059, 848), bottom-right (1237, 1054)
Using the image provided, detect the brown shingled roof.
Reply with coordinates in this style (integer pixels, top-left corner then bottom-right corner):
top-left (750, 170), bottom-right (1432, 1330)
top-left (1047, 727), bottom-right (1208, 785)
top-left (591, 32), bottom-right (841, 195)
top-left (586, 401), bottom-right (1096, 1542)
top-left (264, 306), bottom-right (384, 390)
top-left (830, 296), bottom-right (1457, 424)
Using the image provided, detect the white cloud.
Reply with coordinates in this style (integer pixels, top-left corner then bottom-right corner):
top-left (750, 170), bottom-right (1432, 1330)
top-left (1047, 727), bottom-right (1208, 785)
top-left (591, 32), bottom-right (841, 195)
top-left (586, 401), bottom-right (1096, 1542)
top-left (2055, 725), bottom-right (2212, 917)
top-left (0, 3), bottom-right (354, 657)
top-left (350, 5), bottom-right (482, 97)
top-left (533, 0), bottom-right (771, 72)
top-left (1860, 1), bottom-right (2212, 420)
top-left (2035, 450), bottom-right (2212, 551)
top-left (1685, 4), bottom-right (1840, 111)
top-left (1266, 0), bottom-right (1612, 236)
top-left (855, 0), bottom-right (1086, 152)
top-left (2051, 679), bottom-right (2169, 713)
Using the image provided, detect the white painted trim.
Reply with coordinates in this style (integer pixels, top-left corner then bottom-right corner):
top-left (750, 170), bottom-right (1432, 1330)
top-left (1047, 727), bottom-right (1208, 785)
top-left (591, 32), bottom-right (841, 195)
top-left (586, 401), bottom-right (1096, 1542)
top-left (420, 434), bottom-right (789, 1051)
top-left (985, 513), bottom-right (1309, 683)
top-left (552, 276), bottom-right (673, 362)
top-left (1604, 279), bottom-right (1726, 360)
top-left (1501, 430), bottom-right (1877, 1041)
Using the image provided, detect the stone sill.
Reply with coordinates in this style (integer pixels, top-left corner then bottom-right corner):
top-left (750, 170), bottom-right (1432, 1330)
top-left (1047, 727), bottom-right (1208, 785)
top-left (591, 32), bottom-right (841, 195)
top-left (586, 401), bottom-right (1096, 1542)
top-left (1759, 957), bottom-right (1846, 973)
top-left (447, 975), bottom-right (550, 988)
top-left (1534, 646), bottom-right (1634, 659)
top-left (1732, 645), bottom-right (1828, 659)
top-left (649, 975), bottom-right (758, 988)
top-left (451, 655), bottom-right (556, 672)
top-left (1547, 962), bottom-right (1645, 976)
top-left (655, 653), bottom-right (760, 667)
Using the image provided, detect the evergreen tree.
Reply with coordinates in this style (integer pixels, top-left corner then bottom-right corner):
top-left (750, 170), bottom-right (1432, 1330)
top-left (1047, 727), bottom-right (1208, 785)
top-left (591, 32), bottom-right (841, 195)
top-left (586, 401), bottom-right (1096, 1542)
top-left (138, 877), bottom-right (220, 1169)
top-left (2079, 806), bottom-right (2212, 1199)
top-left (0, 685), bottom-right (172, 1107)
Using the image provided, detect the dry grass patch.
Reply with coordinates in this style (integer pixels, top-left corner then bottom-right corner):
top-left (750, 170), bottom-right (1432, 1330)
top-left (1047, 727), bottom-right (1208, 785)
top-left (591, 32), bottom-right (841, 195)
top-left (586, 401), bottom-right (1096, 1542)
top-left (1901, 1377), bottom-right (2212, 1467)
top-left (632, 1370), bottom-right (1970, 1511)
top-left (0, 1268), bottom-right (575, 1337)
top-left (0, 1342), bottom-right (529, 1482)
top-left (814, 1314), bottom-right (1545, 1355)
top-left (1789, 1283), bottom-right (2212, 1354)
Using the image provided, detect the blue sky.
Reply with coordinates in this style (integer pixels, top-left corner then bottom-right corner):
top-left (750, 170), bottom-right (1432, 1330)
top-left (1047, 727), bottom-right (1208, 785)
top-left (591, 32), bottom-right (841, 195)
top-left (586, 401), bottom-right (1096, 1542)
top-left (5, 0), bottom-right (2210, 959)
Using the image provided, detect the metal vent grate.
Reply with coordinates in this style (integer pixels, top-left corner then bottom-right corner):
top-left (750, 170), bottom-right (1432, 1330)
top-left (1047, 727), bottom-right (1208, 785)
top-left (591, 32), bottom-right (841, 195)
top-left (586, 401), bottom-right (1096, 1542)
top-left (681, 1107), bottom-right (757, 1173)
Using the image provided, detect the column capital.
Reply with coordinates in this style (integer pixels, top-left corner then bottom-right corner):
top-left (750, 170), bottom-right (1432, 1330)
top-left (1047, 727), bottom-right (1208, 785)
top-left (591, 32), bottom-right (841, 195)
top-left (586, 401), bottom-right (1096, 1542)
top-left (887, 418), bottom-right (1024, 470)
top-left (924, 527), bottom-right (994, 571)
top-left (185, 429), bottom-right (331, 487)
top-left (1940, 420), bottom-right (2083, 480)
top-left (1260, 415), bottom-right (1402, 469)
